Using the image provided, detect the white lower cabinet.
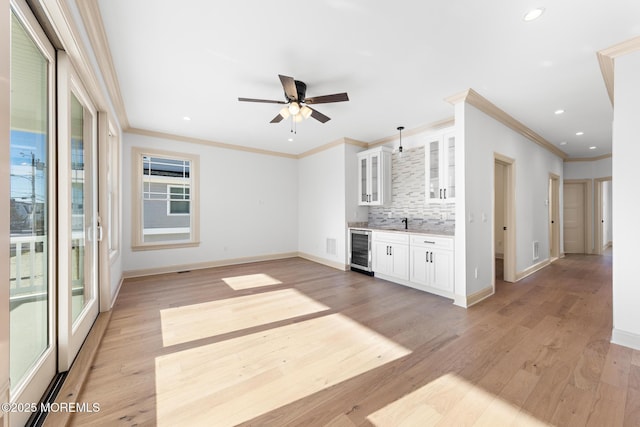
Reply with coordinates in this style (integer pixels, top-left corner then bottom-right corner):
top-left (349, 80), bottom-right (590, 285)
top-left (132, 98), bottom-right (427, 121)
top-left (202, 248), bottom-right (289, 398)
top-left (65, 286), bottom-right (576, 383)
top-left (373, 230), bottom-right (454, 299)
top-left (372, 232), bottom-right (409, 281)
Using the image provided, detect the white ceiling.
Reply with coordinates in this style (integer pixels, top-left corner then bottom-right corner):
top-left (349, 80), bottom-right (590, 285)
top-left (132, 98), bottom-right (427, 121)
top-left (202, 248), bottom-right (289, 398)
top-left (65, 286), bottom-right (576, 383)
top-left (95, 0), bottom-right (640, 157)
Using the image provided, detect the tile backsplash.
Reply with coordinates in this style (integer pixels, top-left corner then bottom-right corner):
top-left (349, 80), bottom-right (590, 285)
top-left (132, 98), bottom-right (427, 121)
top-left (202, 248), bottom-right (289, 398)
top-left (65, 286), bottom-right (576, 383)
top-left (368, 146), bottom-right (455, 233)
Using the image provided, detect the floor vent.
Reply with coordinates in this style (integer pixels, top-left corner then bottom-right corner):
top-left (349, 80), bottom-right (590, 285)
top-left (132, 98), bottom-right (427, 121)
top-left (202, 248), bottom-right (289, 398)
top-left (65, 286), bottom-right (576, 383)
top-left (533, 241), bottom-right (540, 261)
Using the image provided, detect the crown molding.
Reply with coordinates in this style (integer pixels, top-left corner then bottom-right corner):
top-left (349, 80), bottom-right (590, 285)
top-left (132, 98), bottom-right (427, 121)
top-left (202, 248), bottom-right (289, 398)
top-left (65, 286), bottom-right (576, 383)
top-left (127, 127), bottom-right (299, 159)
top-left (368, 117), bottom-right (455, 148)
top-left (76, 0), bottom-right (130, 128)
top-left (564, 153), bottom-right (612, 162)
top-left (446, 88), bottom-right (568, 159)
top-left (597, 36), bottom-right (640, 107)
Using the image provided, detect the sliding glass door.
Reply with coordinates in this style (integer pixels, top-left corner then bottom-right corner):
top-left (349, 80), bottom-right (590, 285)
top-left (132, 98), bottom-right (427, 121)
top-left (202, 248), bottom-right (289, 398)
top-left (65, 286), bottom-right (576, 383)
top-left (57, 52), bottom-right (100, 372)
top-left (9, 2), bottom-right (57, 425)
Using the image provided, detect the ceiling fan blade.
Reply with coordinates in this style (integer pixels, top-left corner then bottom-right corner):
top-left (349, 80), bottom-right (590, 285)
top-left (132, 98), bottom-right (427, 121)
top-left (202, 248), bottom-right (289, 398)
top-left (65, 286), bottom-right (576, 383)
top-left (270, 113), bottom-right (284, 123)
top-left (279, 74), bottom-right (298, 101)
top-left (238, 97), bottom-right (286, 104)
top-left (304, 92), bottom-right (349, 104)
top-left (309, 107), bottom-right (331, 123)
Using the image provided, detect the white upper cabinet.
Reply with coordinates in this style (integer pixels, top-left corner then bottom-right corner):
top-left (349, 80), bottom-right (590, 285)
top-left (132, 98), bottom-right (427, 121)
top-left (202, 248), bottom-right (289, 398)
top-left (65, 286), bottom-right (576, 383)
top-left (358, 146), bottom-right (392, 206)
top-left (427, 132), bottom-right (455, 203)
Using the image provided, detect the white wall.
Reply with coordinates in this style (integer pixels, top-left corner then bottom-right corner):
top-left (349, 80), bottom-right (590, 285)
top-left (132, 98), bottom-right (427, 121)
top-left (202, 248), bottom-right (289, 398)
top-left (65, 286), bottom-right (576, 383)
top-left (612, 50), bottom-right (640, 350)
top-left (460, 103), bottom-right (564, 297)
top-left (298, 142), bottom-right (349, 268)
top-left (122, 132), bottom-right (299, 273)
top-left (563, 157), bottom-right (612, 179)
top-left (1, 0), bottom-right (10, 407)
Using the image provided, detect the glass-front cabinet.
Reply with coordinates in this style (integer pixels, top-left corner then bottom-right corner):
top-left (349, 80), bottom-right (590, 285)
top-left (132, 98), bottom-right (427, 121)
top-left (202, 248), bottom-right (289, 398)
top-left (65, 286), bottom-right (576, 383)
top-left (358, 146), bottom-right (392, 206)
top-left (427, 132), bottom-right (455, 203)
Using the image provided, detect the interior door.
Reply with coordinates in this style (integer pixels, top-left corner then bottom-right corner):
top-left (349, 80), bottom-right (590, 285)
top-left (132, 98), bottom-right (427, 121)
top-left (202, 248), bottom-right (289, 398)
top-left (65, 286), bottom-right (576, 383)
top-left (57, 52), bottom-right (100, 371)
top-left (564, 182), bottom-right (586, 254)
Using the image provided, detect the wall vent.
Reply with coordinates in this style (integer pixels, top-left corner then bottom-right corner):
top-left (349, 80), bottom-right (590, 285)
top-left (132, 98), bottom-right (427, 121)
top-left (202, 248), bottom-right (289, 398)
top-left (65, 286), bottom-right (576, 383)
top-left (326, 238), bottom-right (337, 256)
top-left (533, 241), bottom-right (540, 261)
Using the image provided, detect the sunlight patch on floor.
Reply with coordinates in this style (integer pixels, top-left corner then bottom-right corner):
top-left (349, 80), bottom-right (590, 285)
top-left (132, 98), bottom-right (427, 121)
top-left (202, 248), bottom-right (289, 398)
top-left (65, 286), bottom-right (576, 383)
top-left (367, 373), bottom-right (548, 426)
top-left (159, 288), bottom-right (329, 346)
top-left (221, 273), bottom-right (282, 290)
top-left (155, 313), bottom-right (411, 426)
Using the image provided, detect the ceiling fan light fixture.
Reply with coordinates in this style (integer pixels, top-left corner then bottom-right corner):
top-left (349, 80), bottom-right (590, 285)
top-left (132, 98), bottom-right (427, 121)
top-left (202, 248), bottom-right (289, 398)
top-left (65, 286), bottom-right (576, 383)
top-left (300, 105), bottom-right (312, 119)
top-left (279, 107), bottom-right (290, 119)
top-left (293, 113), bottom-right (304, 123)
top-left (288, 102), bottom-right (301, 115)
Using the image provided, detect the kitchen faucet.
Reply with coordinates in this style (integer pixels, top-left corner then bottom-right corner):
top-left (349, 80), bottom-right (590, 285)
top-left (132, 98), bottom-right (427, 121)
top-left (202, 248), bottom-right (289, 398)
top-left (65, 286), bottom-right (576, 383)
top-left (401, 217), bottom-right (408, 230)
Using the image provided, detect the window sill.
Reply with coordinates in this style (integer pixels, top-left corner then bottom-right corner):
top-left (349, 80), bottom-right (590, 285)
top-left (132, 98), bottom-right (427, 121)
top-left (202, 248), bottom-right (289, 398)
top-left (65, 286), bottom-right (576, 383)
top-left (131, 241), bottom-right (201, 251)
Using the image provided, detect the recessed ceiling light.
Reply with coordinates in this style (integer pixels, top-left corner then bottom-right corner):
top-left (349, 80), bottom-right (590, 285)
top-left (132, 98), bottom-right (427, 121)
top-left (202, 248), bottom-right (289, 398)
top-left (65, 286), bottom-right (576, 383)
top-left (576, 131), bottom-right (584, 136)
top-left (183, 116), bottom-right (191, 121)
top-left (288, 138), bottom-right (293, 142)
top-left (559, 141), bottom-right (567, 145)
top-left (589, 146), bottom-right (597, 150)
top-left (523, 8), bottom-right (545, 22)
top-left (554, 109), bottom-right (565, 115)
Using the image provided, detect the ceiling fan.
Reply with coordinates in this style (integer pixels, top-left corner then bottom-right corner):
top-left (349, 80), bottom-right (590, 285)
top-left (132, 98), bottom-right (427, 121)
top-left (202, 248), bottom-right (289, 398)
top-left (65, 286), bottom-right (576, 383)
top-left (238, 74), bottom-right (349, 124)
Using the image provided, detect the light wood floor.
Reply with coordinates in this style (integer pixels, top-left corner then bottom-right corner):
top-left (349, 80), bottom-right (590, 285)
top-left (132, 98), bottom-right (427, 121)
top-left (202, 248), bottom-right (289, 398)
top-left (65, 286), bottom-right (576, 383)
top-left (68, 252), bottom-right (640, 426)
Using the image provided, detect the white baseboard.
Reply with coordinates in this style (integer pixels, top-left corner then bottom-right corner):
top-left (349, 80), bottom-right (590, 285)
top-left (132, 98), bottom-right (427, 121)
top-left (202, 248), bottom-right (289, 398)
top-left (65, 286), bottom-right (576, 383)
top-left (110, 276), bottom-right (124, 310)
top-left (611, 328), bottom-right (640, 351)
top-left (297, 252), bottom-right (348, 271)
top-left (123, 252), bottom-right (299, 278)
top-left (453, 285), bottom-right (494, 308)
top-left (515, 258), bottom-right (550, 281)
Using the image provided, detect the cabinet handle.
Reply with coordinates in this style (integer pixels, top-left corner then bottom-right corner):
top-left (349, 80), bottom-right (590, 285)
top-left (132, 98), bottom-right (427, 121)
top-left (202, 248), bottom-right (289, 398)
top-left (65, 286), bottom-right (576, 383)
top-left (389, 246), bottom-right (392, 256)
top-left (430, 252), bottom-right (433, 263)
top-left (444, 189), bottom-right (447, 199)
top-left (440, 189), bottom-right (442, 199)
top-left (424, 240), bottom-right (435, 244)
top-left (386, 245), bottom-right (389, 255)
top-left (426, 251), bottom-right (428, 263)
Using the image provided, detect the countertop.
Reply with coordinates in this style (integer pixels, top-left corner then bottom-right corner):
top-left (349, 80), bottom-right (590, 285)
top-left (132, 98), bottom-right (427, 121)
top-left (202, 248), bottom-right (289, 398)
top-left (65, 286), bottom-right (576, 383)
top-left (349, 226), bottom-right (454, 237)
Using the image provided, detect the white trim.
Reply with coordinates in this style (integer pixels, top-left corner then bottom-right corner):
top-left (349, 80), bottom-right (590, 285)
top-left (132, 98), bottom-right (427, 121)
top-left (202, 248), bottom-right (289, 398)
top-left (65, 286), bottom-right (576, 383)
top-left (453, 286), bottom-right (494, 308)
top-left (297, 252), bottom-right (348, 271)
top-left (110, 276), bottom-right (124, 310)
top-left (611, 328), bottom-right (640, 351)
top-left (122, 252), bottom-right (299, 279)
top-left (515, 258), bottom-right (551, 281)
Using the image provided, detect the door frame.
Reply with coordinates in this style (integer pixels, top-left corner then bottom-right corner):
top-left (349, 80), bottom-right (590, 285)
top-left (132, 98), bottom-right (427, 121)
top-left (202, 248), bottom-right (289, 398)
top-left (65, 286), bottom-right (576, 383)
top-left (594, 176), bottom-right (612, 255)
top-left (494, 153), bottom-right (516, 284)
top-left (563, 179), bottom-right (592, 254)
top-left (57, 51), bottom-right (100, 372)
top-left (549, 173), bottom-right (561, 261)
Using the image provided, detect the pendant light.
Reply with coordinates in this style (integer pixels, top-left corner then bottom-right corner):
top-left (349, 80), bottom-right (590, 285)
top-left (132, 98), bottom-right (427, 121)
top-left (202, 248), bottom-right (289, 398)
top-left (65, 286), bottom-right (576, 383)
top-left (397, 126), bottom-right (404, 153)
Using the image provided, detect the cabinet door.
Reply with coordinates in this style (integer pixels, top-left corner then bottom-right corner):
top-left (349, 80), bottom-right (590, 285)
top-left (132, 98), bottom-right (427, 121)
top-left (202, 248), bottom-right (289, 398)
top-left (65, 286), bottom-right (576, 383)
top-left (370, 153), bottom-right (380, 204)
top-left (390, 243), bottom-right (409, 280)
top-left (431, 249), bottom-right (454, 292)
top-left (444, 134), bottom-right (455, 201)
top-left (358, 156), bottom-right (369, 204)
top-left (410, 246), bottom-right (429, 285)
top-left (427, 139), bottom-right (441, 202)
top-left (373, 241), bottom-right (391, 275)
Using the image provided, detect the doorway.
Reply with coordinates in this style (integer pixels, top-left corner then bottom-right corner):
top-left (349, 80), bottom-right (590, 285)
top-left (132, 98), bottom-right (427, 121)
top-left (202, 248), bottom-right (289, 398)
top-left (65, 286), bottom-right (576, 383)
top-left (595, 177), bottom-right (613, 254)
top-left (549, 174), bottom-right (560, 260)
top-left (563, 180), bottom-right (591, 254)
top-left (494, 154), bottom-right (516, 285)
